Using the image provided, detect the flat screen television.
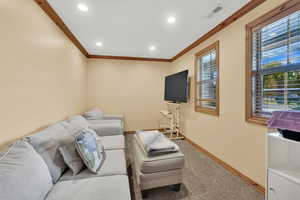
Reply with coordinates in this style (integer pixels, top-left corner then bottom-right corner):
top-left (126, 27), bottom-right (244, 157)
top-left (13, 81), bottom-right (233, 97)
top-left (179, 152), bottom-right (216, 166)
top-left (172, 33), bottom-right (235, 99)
top-left (164, 70), bottom-right (188, 103)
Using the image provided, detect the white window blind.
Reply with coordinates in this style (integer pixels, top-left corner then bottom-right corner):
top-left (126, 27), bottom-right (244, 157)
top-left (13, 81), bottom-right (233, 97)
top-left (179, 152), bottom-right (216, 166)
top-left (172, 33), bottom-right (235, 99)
top-left (196, 47), bottom-right (218, 111)
top-left (251, 10), bottom-right (300, 117)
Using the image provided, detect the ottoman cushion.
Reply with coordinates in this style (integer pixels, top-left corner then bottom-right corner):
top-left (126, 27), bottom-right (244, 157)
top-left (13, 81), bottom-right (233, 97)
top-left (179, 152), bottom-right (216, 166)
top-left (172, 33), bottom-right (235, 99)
top-left (134, 135), bottom-right (184, 174)
top-left (139, 168), bottom-right (183, 190)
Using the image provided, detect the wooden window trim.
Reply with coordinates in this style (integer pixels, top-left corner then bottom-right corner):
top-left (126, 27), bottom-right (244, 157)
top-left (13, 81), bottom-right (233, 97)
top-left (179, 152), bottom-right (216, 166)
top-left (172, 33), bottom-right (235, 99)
top-left (194, 41), bottom-right (220, 116)
top-left (245, 0), bottom-right (300, 126)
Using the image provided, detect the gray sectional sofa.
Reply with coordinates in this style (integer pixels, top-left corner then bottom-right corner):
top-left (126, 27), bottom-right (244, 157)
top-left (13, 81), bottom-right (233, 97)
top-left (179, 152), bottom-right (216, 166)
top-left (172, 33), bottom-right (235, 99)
top-left (0, 112), bottom-right (131, 200)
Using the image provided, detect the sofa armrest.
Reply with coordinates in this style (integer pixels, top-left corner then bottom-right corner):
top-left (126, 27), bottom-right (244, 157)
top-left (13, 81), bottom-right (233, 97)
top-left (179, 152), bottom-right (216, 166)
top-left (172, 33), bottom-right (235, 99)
top-left (102, 115), bottom-right (124, 122)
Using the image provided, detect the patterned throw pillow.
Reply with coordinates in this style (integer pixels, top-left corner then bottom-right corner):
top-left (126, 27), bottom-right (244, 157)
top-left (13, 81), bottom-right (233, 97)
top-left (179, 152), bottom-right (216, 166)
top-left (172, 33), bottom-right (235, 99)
top-left (75, 129), bottom-right (106, 173)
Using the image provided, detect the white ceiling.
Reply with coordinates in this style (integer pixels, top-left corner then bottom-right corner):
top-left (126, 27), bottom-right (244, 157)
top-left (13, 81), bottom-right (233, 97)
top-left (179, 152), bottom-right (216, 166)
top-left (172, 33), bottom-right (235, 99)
top-left (48, 0), bottom-right (250, 59)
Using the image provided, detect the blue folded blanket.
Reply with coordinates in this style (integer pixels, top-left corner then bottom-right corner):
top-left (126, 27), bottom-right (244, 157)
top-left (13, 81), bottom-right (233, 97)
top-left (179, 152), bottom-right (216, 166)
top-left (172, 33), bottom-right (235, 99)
top-left (136, 130), bottom-right (179, 156)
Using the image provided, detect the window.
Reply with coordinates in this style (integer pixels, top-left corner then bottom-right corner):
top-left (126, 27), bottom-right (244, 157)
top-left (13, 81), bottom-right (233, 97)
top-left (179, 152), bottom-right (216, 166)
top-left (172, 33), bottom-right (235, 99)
top-left (195, 41), bottom-right (219, 115)
top-left (246, 1), bottom-right (300, 125)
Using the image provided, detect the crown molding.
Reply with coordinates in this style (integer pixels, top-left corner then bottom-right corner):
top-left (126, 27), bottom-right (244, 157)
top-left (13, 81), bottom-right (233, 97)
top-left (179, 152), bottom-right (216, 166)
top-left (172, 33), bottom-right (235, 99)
top-left (35, 0), bottom-right (266, 62)
top-left (88, 55), bottom-right (172, 62)
top-left (35, 0), bottom-right (89, 57)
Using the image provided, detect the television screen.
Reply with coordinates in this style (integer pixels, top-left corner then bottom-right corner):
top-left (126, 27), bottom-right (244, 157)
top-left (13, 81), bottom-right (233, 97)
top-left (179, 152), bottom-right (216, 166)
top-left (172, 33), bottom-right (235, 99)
top-left (164, 70), bottom-right (188, 103)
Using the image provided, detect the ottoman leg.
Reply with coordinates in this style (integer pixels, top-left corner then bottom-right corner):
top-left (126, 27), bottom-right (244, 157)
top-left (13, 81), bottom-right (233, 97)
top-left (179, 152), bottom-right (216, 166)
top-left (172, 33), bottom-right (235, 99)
top-left (172, 184), bottom-right (181, 192)
top-left (142, 190), bottom-right (148, 199)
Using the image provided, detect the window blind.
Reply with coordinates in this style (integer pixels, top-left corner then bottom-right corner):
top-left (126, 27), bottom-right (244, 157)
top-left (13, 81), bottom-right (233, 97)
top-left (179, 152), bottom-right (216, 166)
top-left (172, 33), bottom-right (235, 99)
top-left (197, 49), bottom-right (217, 109)
top-left (251, 10), bottom-right (300, 117)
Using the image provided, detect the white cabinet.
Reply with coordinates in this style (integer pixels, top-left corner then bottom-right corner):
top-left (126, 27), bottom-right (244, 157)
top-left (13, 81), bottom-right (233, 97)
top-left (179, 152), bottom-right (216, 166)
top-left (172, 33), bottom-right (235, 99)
top-left (267, 133), bottom-right (300, 200)
top-left (268, 170), bottom-right (300, 200)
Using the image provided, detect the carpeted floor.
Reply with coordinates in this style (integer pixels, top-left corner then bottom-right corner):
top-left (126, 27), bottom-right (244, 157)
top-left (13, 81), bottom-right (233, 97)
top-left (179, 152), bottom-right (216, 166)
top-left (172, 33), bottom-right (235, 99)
top-left (125, 135), bottom-right (264, 200)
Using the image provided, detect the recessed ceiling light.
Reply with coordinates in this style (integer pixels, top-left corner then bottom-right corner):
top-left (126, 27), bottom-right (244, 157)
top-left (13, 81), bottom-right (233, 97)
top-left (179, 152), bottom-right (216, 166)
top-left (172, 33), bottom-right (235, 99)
top-left (167, 16), bottom-right (176, 24)
top-left (96, 42), bottom-right (103, 47)
top-left (77, 3), bottom-right (88, 12)
top-left (149, 45), bottom-right (156, 51)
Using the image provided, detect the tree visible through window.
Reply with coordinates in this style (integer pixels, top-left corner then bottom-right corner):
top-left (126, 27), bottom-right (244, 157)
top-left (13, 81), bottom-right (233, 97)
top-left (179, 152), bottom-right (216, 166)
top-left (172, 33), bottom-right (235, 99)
top-left (195, 41), bottom-right (219, 115)
top-left (246, 3), bottom-right (300, 124)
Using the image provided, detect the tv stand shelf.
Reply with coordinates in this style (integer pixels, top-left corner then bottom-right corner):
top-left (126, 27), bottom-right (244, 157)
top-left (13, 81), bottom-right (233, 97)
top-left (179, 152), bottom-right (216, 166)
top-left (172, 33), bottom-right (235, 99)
top-left (159, 103), bottom-right (184, 140)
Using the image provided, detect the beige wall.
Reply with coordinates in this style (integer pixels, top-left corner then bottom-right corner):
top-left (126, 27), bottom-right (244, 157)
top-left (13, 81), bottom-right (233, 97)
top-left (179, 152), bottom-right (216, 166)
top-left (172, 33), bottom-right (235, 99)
top-left (87, 59), bottom-right (171, 131)
top-left (170, 0), bottom-right (287, 186)
top-left (0, 0), bottom-right (88, 146)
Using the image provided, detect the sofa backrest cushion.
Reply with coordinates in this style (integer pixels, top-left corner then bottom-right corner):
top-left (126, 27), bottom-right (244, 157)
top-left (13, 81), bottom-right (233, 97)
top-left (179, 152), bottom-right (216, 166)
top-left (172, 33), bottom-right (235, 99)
top-left (0, 140), bottom-right (53, 200)
top-left (63, 115), bottom-right (89, 136)
top-left (82, 108), bottom-right (104, 120)
top-left (26, 122), bottom-right (72, 183)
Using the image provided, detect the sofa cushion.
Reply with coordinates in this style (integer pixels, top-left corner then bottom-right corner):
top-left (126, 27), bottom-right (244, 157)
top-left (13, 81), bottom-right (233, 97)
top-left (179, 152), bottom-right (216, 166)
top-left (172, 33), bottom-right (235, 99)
top-left (46, 175), bottom-right (131, 200)
top-left (0, 140), bottom-right (53, 200)
top-left (59, 149), bottom-right (127, 181)
top-left (82, 108), bottom-right (104, 120)
top-left (63, 115), bottom-right (89, 136)
top-left (88, 119), bottom-right (123, 126)
top-left (89, 120), bottom-right (123, 136)
top-left (102, 114), bottom-right (125, 122)
top-left (75, 130), bottom-right (106, 173)
top-left (26, 122), bottom-right (71, 183)
top-left (99, 135), bottom-right (125, 150)
top-left (59, 141), bottom-right (84, 175)
top-left (134, 135), bottom-right (184, 174)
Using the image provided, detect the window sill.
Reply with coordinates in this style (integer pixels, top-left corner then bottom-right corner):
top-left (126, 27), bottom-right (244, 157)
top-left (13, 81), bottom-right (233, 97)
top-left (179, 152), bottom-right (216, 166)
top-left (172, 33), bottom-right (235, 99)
top-left (246, 116), bottom-right (268, 126)
top-left (195, 107), bottom-right (219, 116)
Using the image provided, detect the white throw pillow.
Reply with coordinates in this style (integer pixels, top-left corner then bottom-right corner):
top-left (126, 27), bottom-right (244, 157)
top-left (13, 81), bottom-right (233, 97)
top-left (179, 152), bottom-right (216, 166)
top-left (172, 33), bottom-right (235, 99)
top-left (59, 141), bottom-right (85, 175)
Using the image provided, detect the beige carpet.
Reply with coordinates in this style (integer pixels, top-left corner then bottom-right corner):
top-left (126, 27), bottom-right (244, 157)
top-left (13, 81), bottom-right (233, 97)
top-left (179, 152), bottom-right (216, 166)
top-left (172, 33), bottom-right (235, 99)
top-left (125, 135), bottom-right (264, 200)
